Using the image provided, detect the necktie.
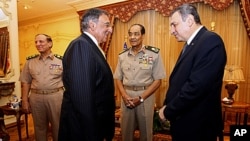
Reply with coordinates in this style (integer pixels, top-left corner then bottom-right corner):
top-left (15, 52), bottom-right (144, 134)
top-left (98, 45), bottom-right (106, 59)
top-left (182, 43), bottom-right (188, 55)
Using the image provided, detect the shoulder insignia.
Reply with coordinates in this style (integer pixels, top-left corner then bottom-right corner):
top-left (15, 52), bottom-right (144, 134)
top-left (54, 54), bottom-right (63, 60)
top-left (26, 54), bottom-right (39, 60)
top-left (119, 48), bottom-right (130, 55)
top-left (145, 46), bottom-right (160, 53)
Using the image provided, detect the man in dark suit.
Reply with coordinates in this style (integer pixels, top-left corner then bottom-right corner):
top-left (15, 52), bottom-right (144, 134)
top-left (158, 4), bottom-right (227, 141)
top-left (58, 8), bottom-right (115, 141)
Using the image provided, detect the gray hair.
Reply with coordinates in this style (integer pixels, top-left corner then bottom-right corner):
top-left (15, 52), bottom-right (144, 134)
top-left (81, 8), bottom-right (109, 32)
top-left (170, 4), bottom-right (202, 24)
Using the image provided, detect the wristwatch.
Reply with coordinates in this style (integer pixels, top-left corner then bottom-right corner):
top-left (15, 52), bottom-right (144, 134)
top-left (139, 96), bottom-right (144, 103)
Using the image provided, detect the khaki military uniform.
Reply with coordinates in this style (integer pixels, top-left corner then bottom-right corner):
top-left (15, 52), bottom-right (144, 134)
top-left (114, 45), bottom-right (166, 141)
top-left (19, 53), bottom-right (63, 141)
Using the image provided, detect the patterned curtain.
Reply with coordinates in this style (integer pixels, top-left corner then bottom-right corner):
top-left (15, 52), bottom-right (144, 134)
top-left (101, 0), bottom-right (249, 39)
top-left (0, 27), bottom-right (10, 77)
top-left (239, 0), bottom-right (250, 39)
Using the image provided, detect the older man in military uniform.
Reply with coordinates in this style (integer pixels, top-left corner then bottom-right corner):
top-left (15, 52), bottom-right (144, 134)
top-left (114, 24), bottom-right (166, 141)
top-left (19, 34), bottom-right (63, 141)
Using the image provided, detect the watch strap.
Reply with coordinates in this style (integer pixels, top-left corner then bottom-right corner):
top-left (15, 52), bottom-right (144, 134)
top-left (139, 96), bottom-right (144, 103)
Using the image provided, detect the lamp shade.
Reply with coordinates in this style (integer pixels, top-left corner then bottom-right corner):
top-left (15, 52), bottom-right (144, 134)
top-left (223, 65), bottom-right (245, 83)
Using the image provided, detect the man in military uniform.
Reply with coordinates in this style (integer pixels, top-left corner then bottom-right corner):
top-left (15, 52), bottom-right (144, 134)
top-left (114, 24), bottom-right (166, 141)
top-left (19, 34), bottom-right (63, 141)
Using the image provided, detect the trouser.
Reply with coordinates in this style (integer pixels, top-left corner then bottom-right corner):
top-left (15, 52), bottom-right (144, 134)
top-left (29, 89), bottom-right (63, 141)
top-left (121, 89), bottom-right (155, 141)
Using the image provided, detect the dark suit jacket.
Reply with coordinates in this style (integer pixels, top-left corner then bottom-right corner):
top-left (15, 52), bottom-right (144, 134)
top-left (163, 27), bottom-right (227, 141)
top-left (58, 33), bottom-right (115, 141)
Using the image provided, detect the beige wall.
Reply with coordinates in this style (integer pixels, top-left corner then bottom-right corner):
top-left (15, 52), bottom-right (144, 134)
top-left (18, 10), bottom-right (81, 70)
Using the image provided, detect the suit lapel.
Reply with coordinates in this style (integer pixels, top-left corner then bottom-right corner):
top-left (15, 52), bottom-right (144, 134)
top-left (170, 27), bottom-right (208, 80)
top-left (82, 33), bottom-right (107, 61)
top-left (81, 34), bottom-right (111, 73)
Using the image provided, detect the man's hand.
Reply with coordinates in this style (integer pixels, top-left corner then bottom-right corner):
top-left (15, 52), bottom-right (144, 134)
top-left (131, 97), bottom-right (141, 107)
top-left (22, 100), bottom-right (31, 114)
top-left (158, 105), bottom-right (167, 121)
top-left (122, 95), bottom-right (134, 108)
top-left (122, 96), bottom-right (143, 109)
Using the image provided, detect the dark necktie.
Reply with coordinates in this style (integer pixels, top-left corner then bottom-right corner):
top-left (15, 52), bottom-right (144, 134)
top-left (182, 43), bottom-right (188, 55)
top-left (176, 43), bottom-right (188, 62)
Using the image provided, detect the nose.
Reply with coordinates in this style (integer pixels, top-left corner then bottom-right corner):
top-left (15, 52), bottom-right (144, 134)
top-left (170, 27), bottom-right (176, 35)
top-left (108, 27), bottom-right (113, 34)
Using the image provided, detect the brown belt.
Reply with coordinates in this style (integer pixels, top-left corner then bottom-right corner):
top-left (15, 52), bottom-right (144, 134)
top-left (31, 87), bottom-right (64, 94)
top-left (124, 85), bottom-right (149, 91)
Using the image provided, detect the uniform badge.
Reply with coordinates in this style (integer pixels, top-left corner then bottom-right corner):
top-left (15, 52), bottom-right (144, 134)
top-left (139, 57), bottom-right (143, 64)
top-left (50, 64), bottom-right (62, 72)
top-left (148, 57), bottom-right (153, 64)
top-left (142, 54), bottom-right (148, 66)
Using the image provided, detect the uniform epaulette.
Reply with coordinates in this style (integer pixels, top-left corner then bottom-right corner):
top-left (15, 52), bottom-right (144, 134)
top-left (119, 48), bottom-right (130, 55)
top-left (26, 54), bottom-right (39, 60)
top-left (54, 54), bottom-right (63, 60)
top-left (145, 46), bottom-right (160, 53)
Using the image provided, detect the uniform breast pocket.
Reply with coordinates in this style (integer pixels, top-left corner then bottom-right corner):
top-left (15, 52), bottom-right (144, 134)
top-left (140, 64), bottom-right (152, 75)
top-left (122, 64), bottom-right (131, 72)
top-left (30, 68), bottom-right (41, 76)
top-left (140, 65), bottom-right (151, 70)
top-left (49, 68), bottom-right (63, 77)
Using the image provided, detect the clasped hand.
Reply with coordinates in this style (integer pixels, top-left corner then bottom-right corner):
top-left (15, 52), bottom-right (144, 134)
top-left (123, 96), bottom-right (141, 109)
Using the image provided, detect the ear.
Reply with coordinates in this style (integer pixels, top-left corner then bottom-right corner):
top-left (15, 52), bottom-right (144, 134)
top-left (48, 42), bottom-right (53, 48)
top-left (186, 15), bottom-right (194, 27)
top-left (141, 34), bottom-right (145, 40)
top-left (89, 20), bottom-right (97, 31)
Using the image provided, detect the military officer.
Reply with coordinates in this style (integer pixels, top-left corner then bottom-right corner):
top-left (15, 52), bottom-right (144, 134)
top-left (114, 24), bottom-right (166, 141)
top-left (19, 34), bottom-right (64, 141)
